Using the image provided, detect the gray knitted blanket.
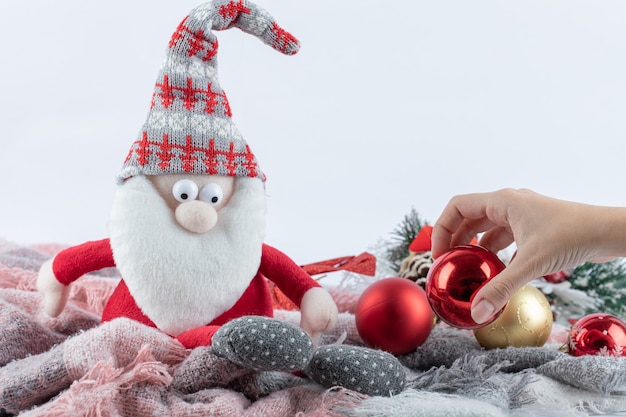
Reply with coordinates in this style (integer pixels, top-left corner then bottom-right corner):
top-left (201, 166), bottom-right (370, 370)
top-left (1, 240), bottom-right (626, 417)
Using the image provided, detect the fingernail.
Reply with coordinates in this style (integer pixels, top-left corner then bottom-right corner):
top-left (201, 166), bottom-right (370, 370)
top-left (472, 299), bottom-right (495, 324)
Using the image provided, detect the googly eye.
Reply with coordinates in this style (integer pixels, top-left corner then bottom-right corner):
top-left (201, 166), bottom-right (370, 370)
top-left (172, 179), bottom-right (199, 203)
top-left (199, 183), bottom-right (224, 206)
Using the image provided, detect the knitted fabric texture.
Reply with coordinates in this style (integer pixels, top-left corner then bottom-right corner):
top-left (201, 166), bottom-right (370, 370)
top-left (118, 0), bottom-right (300, 183)
top-left (211, 316), bottom-right (314, 372)
top-left (4, 241), bottom-right (626, 416)
top-left (306, 345), bottom-right (406, 397)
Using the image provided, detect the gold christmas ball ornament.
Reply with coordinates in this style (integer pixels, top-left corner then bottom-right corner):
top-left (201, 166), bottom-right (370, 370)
top-left (473, 285), bottom-right (553, 349)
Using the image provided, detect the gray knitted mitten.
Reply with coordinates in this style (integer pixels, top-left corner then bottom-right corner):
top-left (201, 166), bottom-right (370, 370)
top-left (306, 345), bottom-right (406, 397)
top-left (211, 316), bottom-right (314, 372)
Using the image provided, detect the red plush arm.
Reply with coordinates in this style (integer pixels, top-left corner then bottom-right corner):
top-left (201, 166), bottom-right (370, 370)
top-left (259, 244), bottom-right (321, 308)
top-left (52, 238), bottom-right (116, 285)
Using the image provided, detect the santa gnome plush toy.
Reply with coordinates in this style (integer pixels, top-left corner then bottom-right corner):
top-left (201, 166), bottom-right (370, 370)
top-left (36, 0), bottom-right (405, 397)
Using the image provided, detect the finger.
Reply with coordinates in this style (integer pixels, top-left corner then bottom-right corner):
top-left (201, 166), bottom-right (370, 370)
top-left (434, 216), bottom-right (500, 258)
top-left (589, 256), bottom-right (617, 264)
top-left (448, 217), bottom-right (500, 247)
top-left (432, 193), bottom-right (495, 257)
top-left (478, 226), bottom-right (514, 254)
top-left (470, 254), bottom-right (542, 324)
top-left (431, 223), bottom-right (453, 259)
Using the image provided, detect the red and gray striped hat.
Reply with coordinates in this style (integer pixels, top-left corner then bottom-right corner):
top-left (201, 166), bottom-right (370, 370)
top-left (118, 0), bottom-right (299, 184)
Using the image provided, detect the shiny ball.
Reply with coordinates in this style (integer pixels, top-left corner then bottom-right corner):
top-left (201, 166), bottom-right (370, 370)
top-left (568, 313), bottom-right (626, 357)
top-left (425, 245), bottom-right (505, 329)
top-left (543, 270), bottom-right (569, 284)
top-left (473, 285), bottom-right (553, 349)
top-left (355, 277), bottom-right (434, 355)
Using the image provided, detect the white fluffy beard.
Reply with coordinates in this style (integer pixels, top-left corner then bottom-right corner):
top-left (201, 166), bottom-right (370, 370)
top-left (108, 175), bottom-right (267, 336)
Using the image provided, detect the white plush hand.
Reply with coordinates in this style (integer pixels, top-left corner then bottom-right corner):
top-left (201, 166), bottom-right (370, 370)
top-left (37, 259), bottom-right (70, 317)
top-left (299, 287), bottom-right (338, 342)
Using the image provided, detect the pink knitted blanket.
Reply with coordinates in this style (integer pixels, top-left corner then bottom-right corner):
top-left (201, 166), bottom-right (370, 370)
top-left (2, 240), bottom-right (626, 417)
top-left (0, 241), bottom-right (366, 417)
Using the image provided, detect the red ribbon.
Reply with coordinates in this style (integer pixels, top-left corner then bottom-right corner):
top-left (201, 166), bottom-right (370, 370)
top-left (300, 252), bottom-right (376, 277)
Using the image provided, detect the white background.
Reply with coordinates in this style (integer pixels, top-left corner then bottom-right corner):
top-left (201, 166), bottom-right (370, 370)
top-left (1, 1), bottom-right (625, 266)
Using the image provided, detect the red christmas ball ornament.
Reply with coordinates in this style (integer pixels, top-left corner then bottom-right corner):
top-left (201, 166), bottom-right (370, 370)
top-left (544, 270), bottom-right (569, 284)
top-left (355, 277), bottom-right (434, 355)
top-left (425, 245), bottom-right (506, 329)
top-left (568, 313), bottom-right (626, 357)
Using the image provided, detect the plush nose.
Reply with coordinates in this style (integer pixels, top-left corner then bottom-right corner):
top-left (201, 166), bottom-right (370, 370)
top-left (174, 200), bottom-right (218, 234)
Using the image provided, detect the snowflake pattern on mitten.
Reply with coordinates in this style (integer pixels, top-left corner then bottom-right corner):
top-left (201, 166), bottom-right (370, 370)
top-left (305, 345), bottom-right (406, 397)
top-left (211, 316), bottom-right (314, 372)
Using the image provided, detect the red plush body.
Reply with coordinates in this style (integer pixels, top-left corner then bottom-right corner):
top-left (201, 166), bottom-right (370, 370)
top-left (51, 239), bottom-right (320, 347)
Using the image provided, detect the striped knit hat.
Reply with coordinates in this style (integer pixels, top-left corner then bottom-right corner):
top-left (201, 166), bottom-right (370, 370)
top-left (118, 0), bottom-right (299, 184)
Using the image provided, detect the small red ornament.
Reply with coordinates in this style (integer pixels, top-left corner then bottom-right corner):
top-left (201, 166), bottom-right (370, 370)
top-left (355, 277), bottom-right (434, 355)
top-left (425, 245), bottom-right (506, 329)
top-left (568, 313), bottom-right (626, 357)
top-left (544, 270), bottom-right (569, 284)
